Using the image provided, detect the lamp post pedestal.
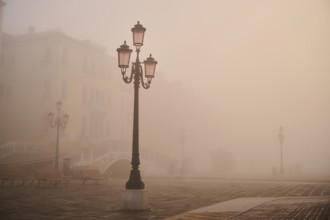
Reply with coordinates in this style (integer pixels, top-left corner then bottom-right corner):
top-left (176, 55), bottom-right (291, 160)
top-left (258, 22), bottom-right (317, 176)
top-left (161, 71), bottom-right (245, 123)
top-left (121, 190), bottom-right (148, 211)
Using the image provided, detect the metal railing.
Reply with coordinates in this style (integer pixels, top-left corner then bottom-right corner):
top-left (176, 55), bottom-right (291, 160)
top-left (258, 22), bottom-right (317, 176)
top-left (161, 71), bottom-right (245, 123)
top-left (71, 139), bottom-right (130, 167)
top-left (0, 142), bottom-right (44, 160)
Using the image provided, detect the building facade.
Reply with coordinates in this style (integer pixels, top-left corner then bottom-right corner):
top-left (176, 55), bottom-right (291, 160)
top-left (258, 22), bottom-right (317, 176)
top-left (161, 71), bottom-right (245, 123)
top-left (0, 2), bottom-right (175, 174)
top-left (0, 27), bottom-right (132, 156)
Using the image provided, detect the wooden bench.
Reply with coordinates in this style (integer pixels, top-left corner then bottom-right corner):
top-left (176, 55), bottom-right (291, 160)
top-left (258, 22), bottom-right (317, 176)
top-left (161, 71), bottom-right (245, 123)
top-left (79, 169), bottom-right (109, 184)
top-left (0, 169), bottom-right (33, 187)
top-left (33, 169), bottom-right (70, 187)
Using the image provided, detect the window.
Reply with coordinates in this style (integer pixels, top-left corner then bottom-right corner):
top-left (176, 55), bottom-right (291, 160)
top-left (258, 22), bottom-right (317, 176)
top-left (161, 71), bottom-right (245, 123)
top-left (106, 121), bottom-right (110, 136)
top-left (95, 116), bottom-right (100, 137)
top-left (61, 48), bottom-right (69, 65)
top-left (100, 91), bottom-right (104, 105)
top-left (43, 47), bottom-right (52, 64)
top-left (61, 81), bottom-right (67, 100)
top-left (100, 117), bottom-right (104, 138)
top-left (83, 57), bottom-right (87, 71)
top-left (43, 80), bottom-right (51, 100)
top-left (90, 115), bottom-right (95, 137)
top-left (91, 60), bottom-right (95, 74)
top-left (100, 64), bottom-right (104, 76)
top-left (90, 89), bottom-right (95, 104)
top-left (95, 90), bottom-right (99, 104)
top-left (81, 116), bottom-right (87, 138)
top-left (82, 86), bottom-right (87, 103)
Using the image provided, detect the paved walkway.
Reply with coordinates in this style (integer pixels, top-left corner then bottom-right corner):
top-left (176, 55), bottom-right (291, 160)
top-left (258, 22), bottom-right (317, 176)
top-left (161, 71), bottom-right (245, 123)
top-left (1, 178), bottom-right (329, 219)
top-left (167, 196), bottom-right (330, 220)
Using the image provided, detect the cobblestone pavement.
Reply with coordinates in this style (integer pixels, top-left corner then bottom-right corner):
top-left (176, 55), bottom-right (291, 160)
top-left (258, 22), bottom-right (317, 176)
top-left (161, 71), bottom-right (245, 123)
top-left (167, 197), bottom-right (330, 220)
top-left (0, 178), bottom-right (329, 219)
top-left (231, 197), bottom-right (330, 220)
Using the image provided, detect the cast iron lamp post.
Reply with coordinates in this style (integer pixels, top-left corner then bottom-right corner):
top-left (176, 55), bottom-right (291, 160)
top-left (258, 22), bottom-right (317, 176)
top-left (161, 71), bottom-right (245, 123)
top-left (278, 126), bottom-right (285, 175)
top-left (48, 101), bottom-right (69, 169)
top-left (117, 21), bottom-right (158, 190)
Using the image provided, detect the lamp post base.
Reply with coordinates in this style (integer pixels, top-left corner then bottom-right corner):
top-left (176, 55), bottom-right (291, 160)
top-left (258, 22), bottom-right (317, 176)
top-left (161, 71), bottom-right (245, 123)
top-left (121, 189), bottom-right (148, 211)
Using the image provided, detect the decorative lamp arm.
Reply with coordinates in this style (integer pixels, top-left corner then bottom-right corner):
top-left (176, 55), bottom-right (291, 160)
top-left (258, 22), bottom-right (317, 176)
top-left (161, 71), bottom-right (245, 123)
top-left (140, 65), bottom-right (151, 89)
top-left (48, 111), bottom-right (56, 128)
top-left (49, 120), bottom-right (57, 128)
top-left (122, 63), bottom-right (135, 84)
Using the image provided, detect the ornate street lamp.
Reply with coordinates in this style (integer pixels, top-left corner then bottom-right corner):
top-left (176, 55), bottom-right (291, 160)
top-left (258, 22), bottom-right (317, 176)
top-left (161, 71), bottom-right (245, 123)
top-left (117, 21), bottom-right (157, 210)
top-left (278, 126), bottom-right (285, 175)
top-left (48, 100), bottom-right (69, 169)
top-left (117, 21), bottom-right (157, 190)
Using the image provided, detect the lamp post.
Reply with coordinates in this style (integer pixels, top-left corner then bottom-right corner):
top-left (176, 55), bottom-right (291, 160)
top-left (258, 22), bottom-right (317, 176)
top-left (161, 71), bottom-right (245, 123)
top-left (278, 126), bottom-right (285, 175)
top-left (117, 21), bottom-right (157, 210)
top-left (48, 101), bottom-right (69, 169)
top-left (179, 128), bottom-right (187, 176)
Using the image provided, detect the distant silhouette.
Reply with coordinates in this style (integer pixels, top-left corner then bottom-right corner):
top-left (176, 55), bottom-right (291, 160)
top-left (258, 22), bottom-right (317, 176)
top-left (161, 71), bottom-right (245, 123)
top-left (278, 126), bottom-right (285, 174)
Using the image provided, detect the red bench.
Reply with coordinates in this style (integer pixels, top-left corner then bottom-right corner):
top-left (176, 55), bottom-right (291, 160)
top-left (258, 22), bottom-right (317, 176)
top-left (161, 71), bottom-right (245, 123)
top-left (34, 169), bottom-right (70, 187)
top-left (0, 169), bottom-right (33, 187)
top-left (79, 169), bottom-right (109, 184)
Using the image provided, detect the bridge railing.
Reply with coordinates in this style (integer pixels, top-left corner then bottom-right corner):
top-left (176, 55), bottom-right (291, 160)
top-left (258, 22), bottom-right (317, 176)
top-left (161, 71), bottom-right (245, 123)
top-left (0, 142), bottom-right (44, 160)
top-left (71, 139), bottom-right (130, 167)
top-left (70, 140), bottom-right (177, 175)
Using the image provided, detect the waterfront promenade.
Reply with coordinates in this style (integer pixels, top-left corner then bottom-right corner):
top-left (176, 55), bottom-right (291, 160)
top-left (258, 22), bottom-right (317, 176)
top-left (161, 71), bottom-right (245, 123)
top-left (1, 177), bottom-right (329, 219)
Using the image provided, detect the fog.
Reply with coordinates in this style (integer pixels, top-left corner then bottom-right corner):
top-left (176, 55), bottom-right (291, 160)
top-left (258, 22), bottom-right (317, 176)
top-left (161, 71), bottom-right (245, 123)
top-left (1, 0), bottom-right (329, 177)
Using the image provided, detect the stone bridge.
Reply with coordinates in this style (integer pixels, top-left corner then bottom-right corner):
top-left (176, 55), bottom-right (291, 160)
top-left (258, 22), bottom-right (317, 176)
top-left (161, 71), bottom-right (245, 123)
top-left (0, 140), bottom-right (178, 177)
top-left (71, 140), bottom-right (177, 177)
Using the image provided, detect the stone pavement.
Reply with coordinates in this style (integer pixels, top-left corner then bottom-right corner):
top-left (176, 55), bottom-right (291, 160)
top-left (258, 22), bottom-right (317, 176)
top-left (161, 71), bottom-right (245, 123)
top-left (166, 196), bottom-right (330, 220)
top-left (1, 178), bottom-right (329, 219)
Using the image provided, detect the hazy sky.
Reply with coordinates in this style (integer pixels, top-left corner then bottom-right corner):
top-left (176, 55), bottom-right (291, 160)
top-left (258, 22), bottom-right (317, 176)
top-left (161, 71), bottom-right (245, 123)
top-left (2, 0), bottom-right (330, 175)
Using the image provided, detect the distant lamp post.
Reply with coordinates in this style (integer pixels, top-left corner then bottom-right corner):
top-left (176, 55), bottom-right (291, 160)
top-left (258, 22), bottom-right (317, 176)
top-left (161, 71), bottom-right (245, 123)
top-left (48, 101), bottom-right (69, 169)
top-left (278, 126), bottom-right (285, 175)
top-left (117, 21), bottom-right (158, 210)
top-left (179, 128), bottom-right (188, 176)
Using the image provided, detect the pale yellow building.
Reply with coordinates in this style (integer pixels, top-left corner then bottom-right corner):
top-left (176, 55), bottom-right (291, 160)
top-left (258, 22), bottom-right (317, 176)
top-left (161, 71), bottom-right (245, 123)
top-left (0, 27), bottom-right (132, 157)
